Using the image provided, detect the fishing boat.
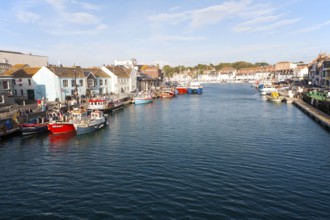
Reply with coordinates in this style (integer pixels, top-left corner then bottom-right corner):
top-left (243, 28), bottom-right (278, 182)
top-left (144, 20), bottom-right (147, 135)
top-left (176, 83), bottom-right (188, 94)
top-left (87, 98), bottom-right (124, 113)
top-left (160, 88), bottom-right (176, 98)
top-left (266, 91), bottom-right (285, 102)
top-left (74, 110), bottom-right (108, 135)
top-left (0, 119), bottom-right (20, 139)
top-left (19, 117), bottom-right (49, 135)
top-left (48, 121), bottom-right (75, 134)
top-left (47, 108), bottom-right (86, 134)
top-left (187, 81), bottom-right (203, 94)
top-left (258, 83), bottom-right (277, 95)
top-left (134, 93), bottom-right (153, 104)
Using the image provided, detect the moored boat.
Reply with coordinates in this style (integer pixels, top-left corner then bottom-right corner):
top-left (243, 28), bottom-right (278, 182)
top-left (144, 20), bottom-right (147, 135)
top-left (0, 119), bottom-right (20, 139)
top-left (266, 91), bottom-right (285, 102)
top-left (187, 81), bottom-right (203, 94)
top-left (160, 88), bottom-right (176, 98)
top-left (74, 110), bottom-right (108, 135)
top-left (258, 83), bottom-right (277, 95)
top-left (20, 123), bottom-right (48, 135)
top-left (176, 83), bottom-right (188, 94)
top-left (134, 93), bottom-right (153, 104)
top-left (48, 122), bottom-right (75, 134)
top-left (87, 98), bottom-right (124, 113)
top-left (20, 117), bottom-right (49, 135)
top-left (48, 108), bottom-right (87, 134)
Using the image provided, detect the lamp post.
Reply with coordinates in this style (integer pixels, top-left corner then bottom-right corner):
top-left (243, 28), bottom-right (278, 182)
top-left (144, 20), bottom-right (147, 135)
top-left (74, 66), bottom-right (78, 105)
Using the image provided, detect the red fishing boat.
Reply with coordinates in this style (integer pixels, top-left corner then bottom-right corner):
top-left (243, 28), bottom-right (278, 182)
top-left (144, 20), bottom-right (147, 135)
top-left (176, 83), bottom-right (188, 94)
top-left (48, 122), bottom-right (75, 134)
top-left (47, 108), bottom-right (87, 134)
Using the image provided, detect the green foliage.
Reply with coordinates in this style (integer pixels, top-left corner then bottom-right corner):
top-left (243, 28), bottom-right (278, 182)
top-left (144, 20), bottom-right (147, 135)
top-left (162, 61), bottom-right (269, 76)
top-left (232, 61), bottom-right (255, 69)
top-left (254, 62), bottom-right (269, 66)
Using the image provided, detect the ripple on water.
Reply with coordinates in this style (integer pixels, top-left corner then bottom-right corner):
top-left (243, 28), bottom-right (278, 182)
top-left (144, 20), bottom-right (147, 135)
top-left (1, 84), bottom-right (330, 219)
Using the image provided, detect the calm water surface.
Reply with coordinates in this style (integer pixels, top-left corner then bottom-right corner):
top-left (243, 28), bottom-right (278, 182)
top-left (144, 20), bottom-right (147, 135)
top-left (1, 84), bottom-right (330, 219)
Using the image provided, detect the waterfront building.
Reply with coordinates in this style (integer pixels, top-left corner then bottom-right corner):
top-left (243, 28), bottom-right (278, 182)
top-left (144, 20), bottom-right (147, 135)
top-left (137, 65), bottom-right (162, 91)
top-left (101, 65), bottom-right (131, 97)
top-left (113, 59), bottom-right (138, 92)
top-left (0, 50), bottom-right (48, 67)
top-left (293, 64), bottom-right (309, 81)
top-left (2, 64), bottom-right (41, 102)
top-left (34, 66), bottom-right (111, 102)
top-left (218, 67), bottom-right (237, 82)
top-left (236, 67), bottom-right (259, 82)
top-left (275, 61), bottom-right (297, 81)
top-left (308, 53), bottom-right (330, 87)
top-left (322, 61), bottom-right (330, 88)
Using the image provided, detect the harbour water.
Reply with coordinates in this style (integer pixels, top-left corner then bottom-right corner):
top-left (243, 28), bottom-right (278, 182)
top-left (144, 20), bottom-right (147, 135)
top-left (1, 83), bottom-right (330, 219)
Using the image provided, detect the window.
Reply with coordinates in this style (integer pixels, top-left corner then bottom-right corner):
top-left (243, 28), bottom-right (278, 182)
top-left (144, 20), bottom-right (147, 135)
top-left (71, 79), bottom-right (75, 87)
top-left (21, 89), bottom-right (24, 96)
top-left (63, 80), bottom-right (68, 87)
top-left (105, 79), bottom-right (107, 85)
top-left (3, 81), bottom-right (9, 90)
top-left (99, 79), bottom-right (103, 86)
top-left (28, 79), bottom-right (31, 86)
top-left (87, 79), bottom-right (94, 87)
top-left (79, 79), bottom-right (84, 86)
top-left (14, 90), bottom-right (17, 95)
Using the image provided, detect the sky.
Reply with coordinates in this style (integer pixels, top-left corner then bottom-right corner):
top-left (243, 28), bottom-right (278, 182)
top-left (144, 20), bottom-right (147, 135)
top-left (1, 0), bottom-right (330, 68)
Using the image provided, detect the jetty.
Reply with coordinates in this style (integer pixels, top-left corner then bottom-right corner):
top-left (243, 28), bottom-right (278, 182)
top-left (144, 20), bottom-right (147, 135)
top-left (293, 99), bottom-right (330, 131)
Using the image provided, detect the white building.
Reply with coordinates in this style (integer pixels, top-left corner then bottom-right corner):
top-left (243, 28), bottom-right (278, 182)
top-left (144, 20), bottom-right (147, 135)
top-left (0, 50), bottom-right (48, 66)
top-left (101, 65), bottom-right (132, 96)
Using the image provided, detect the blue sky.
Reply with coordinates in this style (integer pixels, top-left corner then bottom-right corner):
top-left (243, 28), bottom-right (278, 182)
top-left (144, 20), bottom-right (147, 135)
top-left (1, 0), bottom-right (330, 67)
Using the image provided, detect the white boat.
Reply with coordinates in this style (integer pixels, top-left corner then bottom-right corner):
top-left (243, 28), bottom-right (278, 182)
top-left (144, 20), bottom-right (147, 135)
top-left (87, 98), bottom-right (124, 113)
top-left (259, 84), bottom-right (277, 95)
top-left (187, 81), bottom-right (203, 94)
top-left (74, 110), bottom-right (108, 135)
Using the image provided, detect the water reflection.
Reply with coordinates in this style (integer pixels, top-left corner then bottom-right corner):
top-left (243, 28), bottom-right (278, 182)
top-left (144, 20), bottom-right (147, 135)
top-left (48, 132), bottom-right (76, 145)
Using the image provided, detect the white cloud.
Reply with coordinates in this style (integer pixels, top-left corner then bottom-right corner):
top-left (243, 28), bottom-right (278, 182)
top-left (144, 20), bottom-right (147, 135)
top-left (96, 24), bottom-right (108, 31)
top-left (297, 20), bottom-right (330, 33)
top-left (149, 0), bottom-right (299, 33)
top-left (46, 0), bottom-right (66, 11)
top-left (65, 12), bottom-right (99, 24)
top-left (152, 34), bottom-right (205, 42)
top-left (16, 11), bottom-right (40, 23)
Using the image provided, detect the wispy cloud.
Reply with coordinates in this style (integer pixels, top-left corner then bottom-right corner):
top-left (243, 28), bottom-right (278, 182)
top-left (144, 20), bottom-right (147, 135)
top-left (42, 0), bottom-right (107, 34)
top-left (149, 0), bottom-right (299, 33)
top-left (151, 34), bottom-right (205, 42)
top-left (16, 10), bottom-right (40, 23)
top-left (64, 12), bottom-right (100, 24)
top-left (76, 1), bottom-right (100, 11)
top-left (46, 0), bottom-right (66, 11)
top-left (297, 20), bottom-right (330, 33)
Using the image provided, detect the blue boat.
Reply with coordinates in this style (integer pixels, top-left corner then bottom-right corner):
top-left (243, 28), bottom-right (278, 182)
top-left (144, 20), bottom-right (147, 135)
top-left (134, 93), bottom-right (153, 104)
top-left (74, 110), bottom-right (108, 135)
top-left (187, 82), bottom-right (203, 94)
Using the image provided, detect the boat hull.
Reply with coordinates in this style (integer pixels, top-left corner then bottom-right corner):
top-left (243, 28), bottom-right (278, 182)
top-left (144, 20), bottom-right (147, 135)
top-left (20, 123), bottom-right (49, 135)
top-left (188, 88), bottom-right (203, 94)
top-left (134, 99), bottom-right (153, 104)
top-left (176, 88), bottom-right (188, 94)
top-left (48, 123), bottom-right (76, 134)
top-left (75, 119), bottom-right (107, 135)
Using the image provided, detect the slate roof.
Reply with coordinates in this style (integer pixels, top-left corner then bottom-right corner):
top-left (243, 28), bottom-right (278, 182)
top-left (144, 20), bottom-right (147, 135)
top-left (105, 65), bottom-right (130, 78)
top-left (48, 66), bottom-right (110, 78)
top-left (2, 65), bottom-right (41, 77)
